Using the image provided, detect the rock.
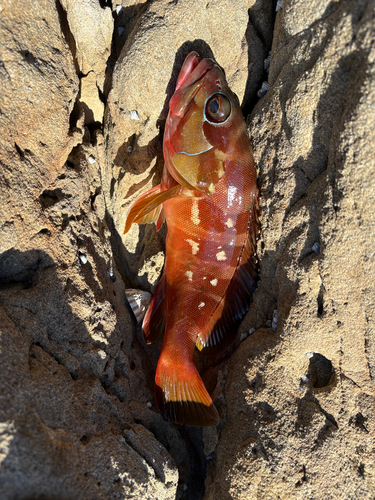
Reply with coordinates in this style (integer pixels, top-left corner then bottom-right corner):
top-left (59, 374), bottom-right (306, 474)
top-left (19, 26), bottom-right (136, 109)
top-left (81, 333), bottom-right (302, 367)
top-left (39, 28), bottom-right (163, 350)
top-left (1, 0), bottom-right (374, 498)
top-left (205, 0), bottom-right (375, 498)
top-left (60, 0), bottom-right (113, 124)
top-left (0, 1), bottom-right (178, 498)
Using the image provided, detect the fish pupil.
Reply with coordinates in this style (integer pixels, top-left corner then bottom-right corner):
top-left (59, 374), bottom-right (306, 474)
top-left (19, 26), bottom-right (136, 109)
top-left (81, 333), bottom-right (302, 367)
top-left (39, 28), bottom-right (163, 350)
top-left (210, 99), bottom-right (219, 115)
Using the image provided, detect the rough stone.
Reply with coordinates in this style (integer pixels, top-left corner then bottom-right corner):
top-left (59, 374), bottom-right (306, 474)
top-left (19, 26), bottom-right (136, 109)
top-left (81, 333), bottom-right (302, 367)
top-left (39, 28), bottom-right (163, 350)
top-left (60, 0), bottom-right (113, 124)
top-left (1, 0), bottom-right (374, 498)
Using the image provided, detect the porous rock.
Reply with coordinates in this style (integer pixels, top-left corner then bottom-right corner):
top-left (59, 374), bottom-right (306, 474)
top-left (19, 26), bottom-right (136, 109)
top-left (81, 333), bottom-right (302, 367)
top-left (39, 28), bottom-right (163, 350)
top-left (0, 0), bottom-right (177, 498)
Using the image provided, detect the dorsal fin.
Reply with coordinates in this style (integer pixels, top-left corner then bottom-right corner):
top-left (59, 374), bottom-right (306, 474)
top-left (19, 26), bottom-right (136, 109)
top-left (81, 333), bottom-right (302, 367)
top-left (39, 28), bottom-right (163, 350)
top-left (196, 200), bottom-right (260, 356)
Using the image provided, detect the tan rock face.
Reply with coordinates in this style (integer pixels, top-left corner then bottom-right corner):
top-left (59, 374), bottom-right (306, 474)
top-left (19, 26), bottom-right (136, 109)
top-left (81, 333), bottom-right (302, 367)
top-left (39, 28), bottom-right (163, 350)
top-left (0, 0), bottom-right (374, 499)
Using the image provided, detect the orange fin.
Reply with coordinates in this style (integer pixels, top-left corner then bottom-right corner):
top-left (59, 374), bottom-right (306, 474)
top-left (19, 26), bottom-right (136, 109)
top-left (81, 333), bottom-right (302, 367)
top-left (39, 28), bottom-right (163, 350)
top-left (196, 200), bottom-right (260, 356)
top-left (124, 184), bottom-right (182, 234)
top-left (154, 357), bottom-right (219, 426)
top-left (142, 273), bottom-right (166, 344)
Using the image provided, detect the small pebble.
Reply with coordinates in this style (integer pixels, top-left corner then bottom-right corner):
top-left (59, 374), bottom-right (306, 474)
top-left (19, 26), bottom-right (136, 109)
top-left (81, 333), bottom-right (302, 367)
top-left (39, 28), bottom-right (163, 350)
top-left (240, 332), bottom-right (248, 341)
top-left (257, 81), bottom-right (269, 98)
top-left (127, 145), bottom-right (133, 153)
top-left (147, 402), bottom-right (152, 408)
top-left (301, 375), bottom-right (309, 384)
top-left (249, 328), bottom-right (256, 335)
top-left (312, 242), bottom-right (320, 254)
top-left (79, 254), bottom-right (88, 264)
top-left (117, 26), bottom-right (124, 36)
top-left (276, 0), bottom-right (283, 11)
top-left (130, 110), bottom-right (140, 121)
top-left (306, 352), bottom-right (314, 359)
top-left (116, 5), bottom-right (122, 14)
top-left (88, 155), bottom-right (96, 164)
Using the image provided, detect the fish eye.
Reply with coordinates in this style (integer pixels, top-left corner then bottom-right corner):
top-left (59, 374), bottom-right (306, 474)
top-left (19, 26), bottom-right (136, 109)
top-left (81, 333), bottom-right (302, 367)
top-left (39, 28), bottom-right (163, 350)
top-left (205, 93), bottom-right (231, 124)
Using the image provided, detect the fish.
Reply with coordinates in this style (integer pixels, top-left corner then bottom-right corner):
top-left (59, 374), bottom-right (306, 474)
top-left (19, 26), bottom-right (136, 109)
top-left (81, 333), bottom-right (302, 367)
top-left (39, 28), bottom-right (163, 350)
top-left (124, 52), bottom-right (259, 426)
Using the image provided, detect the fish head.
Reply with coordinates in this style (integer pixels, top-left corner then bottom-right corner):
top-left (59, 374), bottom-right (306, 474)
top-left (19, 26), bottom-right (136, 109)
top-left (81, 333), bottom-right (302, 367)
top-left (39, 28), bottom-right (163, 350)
top-left (163, 52), bottom-right (250, 196)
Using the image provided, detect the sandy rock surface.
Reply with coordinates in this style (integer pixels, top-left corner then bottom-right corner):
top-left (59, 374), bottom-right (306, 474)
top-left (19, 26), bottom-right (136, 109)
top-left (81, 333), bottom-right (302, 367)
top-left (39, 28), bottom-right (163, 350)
top-left (0, 0), bottom-right (374, 499)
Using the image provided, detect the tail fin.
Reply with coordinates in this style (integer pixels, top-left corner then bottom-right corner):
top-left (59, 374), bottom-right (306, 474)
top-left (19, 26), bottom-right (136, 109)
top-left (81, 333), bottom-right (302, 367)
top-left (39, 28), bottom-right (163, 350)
top-left (154, 356), bottom-right (219, 426)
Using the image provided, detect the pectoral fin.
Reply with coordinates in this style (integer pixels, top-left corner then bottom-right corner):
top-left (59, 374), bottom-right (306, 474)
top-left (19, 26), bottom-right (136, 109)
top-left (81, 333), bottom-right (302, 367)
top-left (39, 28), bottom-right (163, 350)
top-left (124, 184), bottom-right (183, 234)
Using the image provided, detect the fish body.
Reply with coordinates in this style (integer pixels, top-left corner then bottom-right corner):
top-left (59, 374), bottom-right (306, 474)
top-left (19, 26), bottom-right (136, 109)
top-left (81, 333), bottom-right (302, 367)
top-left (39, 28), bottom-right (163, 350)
top-left (124, 52), bottom-right (259, 426)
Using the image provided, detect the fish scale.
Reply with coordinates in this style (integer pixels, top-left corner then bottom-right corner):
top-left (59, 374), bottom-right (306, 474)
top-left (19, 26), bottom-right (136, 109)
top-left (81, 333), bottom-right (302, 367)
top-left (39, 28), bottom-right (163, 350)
top-left (124, 52), bottom-right (259, 426)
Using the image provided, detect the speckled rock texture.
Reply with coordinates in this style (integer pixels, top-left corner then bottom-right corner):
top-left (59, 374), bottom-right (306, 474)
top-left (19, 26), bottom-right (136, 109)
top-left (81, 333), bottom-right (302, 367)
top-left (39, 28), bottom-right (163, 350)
top-left (0, 0), bottom-right (374, 499)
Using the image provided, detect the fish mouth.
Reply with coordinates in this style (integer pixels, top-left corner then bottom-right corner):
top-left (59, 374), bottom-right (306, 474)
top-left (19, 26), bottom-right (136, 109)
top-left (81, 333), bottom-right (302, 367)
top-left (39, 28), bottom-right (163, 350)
top-left (169, 52), bottom-right (217, 118)
top-left (175, 52), bottom-right (215, 90)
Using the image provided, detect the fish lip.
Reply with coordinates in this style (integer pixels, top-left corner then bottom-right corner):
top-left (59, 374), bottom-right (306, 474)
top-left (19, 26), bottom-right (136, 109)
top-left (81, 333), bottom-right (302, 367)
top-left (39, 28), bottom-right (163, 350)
top-left (169, 57), bottom-right (217, 117)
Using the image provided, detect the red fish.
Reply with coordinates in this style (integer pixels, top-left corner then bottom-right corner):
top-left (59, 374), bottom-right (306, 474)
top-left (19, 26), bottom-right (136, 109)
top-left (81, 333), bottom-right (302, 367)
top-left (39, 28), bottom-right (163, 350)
top-left (124, 52), bottom-right (259, 426)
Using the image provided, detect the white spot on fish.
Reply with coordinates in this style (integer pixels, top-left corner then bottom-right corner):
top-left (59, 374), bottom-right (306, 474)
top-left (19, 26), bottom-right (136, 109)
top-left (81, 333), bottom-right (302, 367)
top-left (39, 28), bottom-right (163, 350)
top-left (210, 279), bottom-right (218, 286)
top-left (186, 239), bottom-right (199, 255)
top-left (203, 276), bottom-right (207, 280)
top-left (185, 270), bottom-right (193, 281)
top-left (191, 199), bottom-right (200, 225)
top-left (217, 246), bottom-right (222, 249)
top-left (228, 186), bottom-right (237, 206)
top-left (198, 302), bottom-right (205, 309)
top-left (216, 250), bottom-right (227, 261)
top-left (225, 218), bottom-right (234, 228)
top-left (208, 183), bottom-right (215, 194)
